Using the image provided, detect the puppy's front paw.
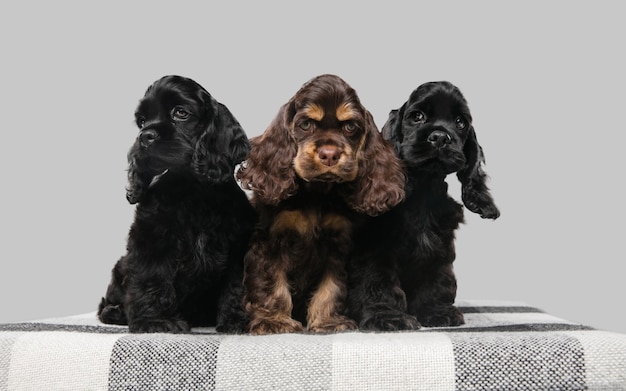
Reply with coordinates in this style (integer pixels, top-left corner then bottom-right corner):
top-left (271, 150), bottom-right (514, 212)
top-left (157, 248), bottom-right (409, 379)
top-left (129, 318), bottom-right (190, 333)
top-left (308, 316), bottom-right (358, 333)
top-left (216, 314), bottom-right (248, 334)
top-left (417, 305), bottom-right (465, 327)
top-left (360, 311), bottom-right (421, 332)
top-left (248, 317), bottom-right (304, 335)
top-left (98, 302), bottom-right (127, 325)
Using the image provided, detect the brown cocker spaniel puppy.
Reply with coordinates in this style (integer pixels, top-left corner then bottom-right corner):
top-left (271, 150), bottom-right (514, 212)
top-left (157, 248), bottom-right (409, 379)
top-left (348, 81), bottom-right (499, 331)
top-left (98, 75), bottom-right (256, 333)
top-left (237, 74), bottom-right (405, 335)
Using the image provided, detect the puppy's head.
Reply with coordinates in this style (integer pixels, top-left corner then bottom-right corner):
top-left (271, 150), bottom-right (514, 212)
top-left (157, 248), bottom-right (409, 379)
top-left (126, 75), bottom-right (249, 204)
top-left (383, 81), bottom-right (499, 219)
top-left (238, 74), bottom-right (405, 216)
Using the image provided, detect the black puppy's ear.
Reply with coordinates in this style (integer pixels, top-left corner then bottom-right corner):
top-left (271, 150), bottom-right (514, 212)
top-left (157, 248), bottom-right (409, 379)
top-left (381, 103), bottom-right (406, 154)
top-left (214, 102), bottom-right (251, 166)
top-left (456, 127), bottom-right (500, 219)
top-left (193, 91), bottom-right (250, 182)
top-left (125, 150), bottom-right (143, 204)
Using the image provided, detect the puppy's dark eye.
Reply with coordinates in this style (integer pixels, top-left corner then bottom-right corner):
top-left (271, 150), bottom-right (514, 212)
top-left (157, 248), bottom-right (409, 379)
top-left (136, 117), bottom-right (145, 128)
top-left (455, 117), bottom-right (467, 130)
top-left (172, 107), bottom-right (191, 121)
top-left (343, 122), bottom-right (358, 135)
top-left (299, 120), bottom-right (312, 131)
top-left (414, 111), bottom-right (426, 123)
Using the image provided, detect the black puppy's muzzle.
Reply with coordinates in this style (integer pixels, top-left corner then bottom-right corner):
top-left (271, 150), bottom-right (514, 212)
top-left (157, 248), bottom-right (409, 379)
top-left (139, 129), bottom-right (159, 149)
top-left (427, 130), bottom-right (451, 149)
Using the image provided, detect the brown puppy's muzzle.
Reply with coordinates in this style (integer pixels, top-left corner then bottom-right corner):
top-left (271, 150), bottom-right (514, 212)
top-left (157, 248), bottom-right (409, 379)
top-left (317, 144), bottom-right (343, 167)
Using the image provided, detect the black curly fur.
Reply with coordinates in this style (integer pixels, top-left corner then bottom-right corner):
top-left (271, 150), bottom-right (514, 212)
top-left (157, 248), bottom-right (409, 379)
top-left (97, 75), bottom-right (256, 333)
top-left (348, 81), bottom-right (499, 331)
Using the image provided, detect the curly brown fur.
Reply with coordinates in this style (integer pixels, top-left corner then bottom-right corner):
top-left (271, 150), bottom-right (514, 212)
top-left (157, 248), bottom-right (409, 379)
top-left (97, 75), bottom-right (256, 333)
top-left (348, 81), bottom-right (499, 331)
top-left (237, 74), bottom-right (405, 335)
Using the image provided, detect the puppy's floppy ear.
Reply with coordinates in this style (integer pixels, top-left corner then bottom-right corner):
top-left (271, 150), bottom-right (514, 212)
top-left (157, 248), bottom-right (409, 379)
top-left (344, 111), bottom-right (405, 216)
top-left (381, 103), bottom-right (406, 154)
top-left (214, 102), bottom-right (251, 166)
top-left (237, 102), bottom-right (298, 205)
top-left (456, 126), bottom-right (500, 219)
top-left (125, 144), bottom-right (145, 204)
top-left (193, 91), bottom-right (250, 182)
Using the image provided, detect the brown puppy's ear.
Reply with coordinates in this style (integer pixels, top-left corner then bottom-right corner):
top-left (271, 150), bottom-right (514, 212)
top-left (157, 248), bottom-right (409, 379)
top-left (344, 110), bottom-right (405, 216)
top-left (237, 102), bottom-right (298, 205)
top-left (193, 90), bottom-right (250, 182)
top-left (456, 126), bottom-right (500, 219)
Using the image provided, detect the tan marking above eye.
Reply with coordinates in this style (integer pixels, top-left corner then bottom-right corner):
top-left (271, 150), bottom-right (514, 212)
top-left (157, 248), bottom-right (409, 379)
top-left (303, 104), bottom-right (324, 122)
top-left (336, 103), bottom-right (356, 122)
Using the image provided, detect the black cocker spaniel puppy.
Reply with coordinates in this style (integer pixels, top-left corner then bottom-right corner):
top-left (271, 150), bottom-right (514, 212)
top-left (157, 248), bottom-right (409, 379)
top-left (237, 74), bottom-right (406, 335)
top-left (97, 75), bottom-right (256, 333)
top-left (348, 81), bottom-right (500, 331)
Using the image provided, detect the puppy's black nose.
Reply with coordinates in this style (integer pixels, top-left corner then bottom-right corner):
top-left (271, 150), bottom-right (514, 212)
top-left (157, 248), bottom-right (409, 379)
top-left (139, 129), bottom-right (159, 148)
top-left (427, 131), bottom-right (451, 148)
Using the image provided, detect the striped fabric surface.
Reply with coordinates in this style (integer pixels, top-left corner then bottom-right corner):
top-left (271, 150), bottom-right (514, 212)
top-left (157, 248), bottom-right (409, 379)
top-left (1, 300), bottom-right (624, 390)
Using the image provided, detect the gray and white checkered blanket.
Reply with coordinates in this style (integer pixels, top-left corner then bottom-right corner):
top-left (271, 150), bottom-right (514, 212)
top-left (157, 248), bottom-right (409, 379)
top-left (1, 300), bottom-right (624, 390)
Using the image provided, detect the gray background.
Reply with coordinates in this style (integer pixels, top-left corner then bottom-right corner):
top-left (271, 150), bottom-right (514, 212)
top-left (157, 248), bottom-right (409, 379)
top-left (1, 2), bottom-right (624, 333)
